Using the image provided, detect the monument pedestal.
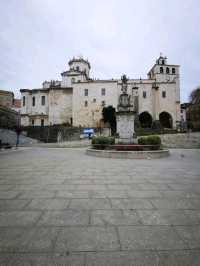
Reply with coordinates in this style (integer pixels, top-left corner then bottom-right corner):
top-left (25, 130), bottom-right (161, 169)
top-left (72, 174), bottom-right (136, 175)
top-left (116, 74), bottom-right (137, 144)
top-left (116, 112), bottom-right (135, 144)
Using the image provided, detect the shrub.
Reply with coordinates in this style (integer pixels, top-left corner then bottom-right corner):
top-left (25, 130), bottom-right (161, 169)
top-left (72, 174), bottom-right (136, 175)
top-left (92, 136), bottom-right (115, 145)
top-left (92, 136), bottom-right (115, 149)
top-left (138, 135), bottom-right (161, 146)
top-left (147, 135), bottom-right (161, 145)
top-left (137, 136), bottom-right (148, 145)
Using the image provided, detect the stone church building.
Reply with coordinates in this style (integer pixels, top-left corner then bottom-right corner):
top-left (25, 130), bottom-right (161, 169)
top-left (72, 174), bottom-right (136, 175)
top-left (20, 55), bottom-right (180, 129)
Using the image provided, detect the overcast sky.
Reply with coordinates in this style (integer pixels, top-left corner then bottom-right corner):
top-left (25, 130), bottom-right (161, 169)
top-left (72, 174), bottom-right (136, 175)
top-left (0, 0), bottom-right (199, 102)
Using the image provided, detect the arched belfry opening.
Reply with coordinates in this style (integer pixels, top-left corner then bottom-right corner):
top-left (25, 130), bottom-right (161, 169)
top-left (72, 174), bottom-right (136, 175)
top-left (139, 112), bottom-right (152, 128)
top-left (159, 112), bottom-right (173, 128)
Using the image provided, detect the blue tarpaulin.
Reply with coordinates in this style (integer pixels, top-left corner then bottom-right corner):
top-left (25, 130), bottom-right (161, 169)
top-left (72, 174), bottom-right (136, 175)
top-left (83, 128), bottom-right (94, 134)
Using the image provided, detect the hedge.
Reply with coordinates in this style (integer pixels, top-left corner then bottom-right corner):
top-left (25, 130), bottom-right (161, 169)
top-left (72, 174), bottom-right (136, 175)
top-left (92, 136), bottom-right (115, 149)
top-left (138, 135), bottom-right (161, 146)
top-left (92, 136), bottom-right (115, 145)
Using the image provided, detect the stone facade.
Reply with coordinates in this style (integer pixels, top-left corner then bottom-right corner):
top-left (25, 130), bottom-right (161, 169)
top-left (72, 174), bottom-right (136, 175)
top-left (0, 90), bottom-right (14, 108)
top-left (20, 55), bottom-right (180, 129)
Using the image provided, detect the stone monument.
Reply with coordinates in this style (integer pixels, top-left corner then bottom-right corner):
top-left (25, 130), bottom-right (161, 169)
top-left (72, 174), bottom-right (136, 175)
top-left (116, 75), bottom-right (136, 143)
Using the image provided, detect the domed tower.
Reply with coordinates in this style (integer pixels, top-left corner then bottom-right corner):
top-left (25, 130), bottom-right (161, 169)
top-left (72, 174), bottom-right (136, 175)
top-left (68, 57), bottom-right (90, 78)
top-left (61, 56), bottom-right (91, 87)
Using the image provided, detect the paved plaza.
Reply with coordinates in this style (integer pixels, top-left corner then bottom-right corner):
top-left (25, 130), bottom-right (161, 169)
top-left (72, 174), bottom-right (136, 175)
top-left (0, 148), bottom-right (200, 265)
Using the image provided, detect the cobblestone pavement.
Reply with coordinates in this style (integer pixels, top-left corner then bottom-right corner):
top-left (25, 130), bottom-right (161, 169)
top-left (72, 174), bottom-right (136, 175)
top-left (0, 148), bottom-right (200, 265)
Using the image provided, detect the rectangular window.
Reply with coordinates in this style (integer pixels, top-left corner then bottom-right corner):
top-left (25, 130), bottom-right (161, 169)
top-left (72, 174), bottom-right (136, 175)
top-left (101, 88), bottom-right (106, 96)
top-left (84, 89), bottom-right (88, 96)
top-left (32, 96), bottom-right (35, 106)
top-left (23, 96), bottom-right (25, 106)
top-left (31, 119), bottom-right (34, 126)
top-left (162, 91), bottom-right (166, 98)
top-left (143, 91), bottom-right (147, 98)
top-left (84, 100), bottom-right (88, 107)
top-left (41, 96), bottom-right (45, 105)
top-left (101, 100), bottom-right (105, 106)
top-left (93, 98), bottom-right (96, 103)
top-left (41, 119), bottom-right (44, 126)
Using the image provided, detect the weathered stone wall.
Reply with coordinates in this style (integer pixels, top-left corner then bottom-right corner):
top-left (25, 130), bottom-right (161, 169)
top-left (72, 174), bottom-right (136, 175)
top-left (160, 132), bottom-right (200, 148)
top-left (72, 81), bottom-right (118, 127)
top-left (0, 106), bottom-right (19, 129)
top-left (0, 90), bottom-right (14, 108)
top-left (24, 126), bottom-right (82, 143)
top-left (48, 89), bottom-right (72, 125)
top-left (72, 79), bottom-right (179, 129)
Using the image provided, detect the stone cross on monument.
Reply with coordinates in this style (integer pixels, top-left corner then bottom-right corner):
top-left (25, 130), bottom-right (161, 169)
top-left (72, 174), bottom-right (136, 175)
top-left (116, 75), bottom-right (136, 143)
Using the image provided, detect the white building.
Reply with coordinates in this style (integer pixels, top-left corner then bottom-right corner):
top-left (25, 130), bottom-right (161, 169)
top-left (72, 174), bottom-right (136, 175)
top-left (20, 55), bottom-right (180, 129)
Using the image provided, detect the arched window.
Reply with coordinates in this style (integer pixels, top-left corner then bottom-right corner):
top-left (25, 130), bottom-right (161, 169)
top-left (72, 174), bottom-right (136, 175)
top-left (172, 68), bottom-right (176, 74)
top-left (166, 67), bottom-right (170, 74)
top-left (160, 67), bottom-right (163, 73)
top-left (162, 59), bottom-right (165, 65)
top-left (76, 66), bottom-right (80, 71)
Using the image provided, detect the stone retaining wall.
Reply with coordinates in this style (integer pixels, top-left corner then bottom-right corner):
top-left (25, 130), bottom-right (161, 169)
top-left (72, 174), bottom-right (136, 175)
top-left (160, 132), bottom-right (200, 148)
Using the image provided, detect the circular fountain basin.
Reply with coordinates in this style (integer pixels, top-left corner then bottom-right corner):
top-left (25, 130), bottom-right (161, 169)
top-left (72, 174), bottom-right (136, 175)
top-left (86, 148), bottom-right (169, 159)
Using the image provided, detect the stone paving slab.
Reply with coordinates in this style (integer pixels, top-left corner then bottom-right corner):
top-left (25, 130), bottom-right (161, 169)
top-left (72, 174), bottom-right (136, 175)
top-left (118, 225), bottom-right (188, 250)
top-left (18, 190), bottom-right (56, 199)
top-left (160, 190), bottom-right (200, 198)
top-left (0, 191), bottom-right (21, 199)
top-left (0, 148), bottom-right (200, 265)
top-left (91, 210), bottom-right (141, 225)
top-left (38, 210), bottom-right (90, 226)
top-left (25, 198), bottom-right (70, 210)
top-left (86, 251), bottom-right (159, 266)
top-left (69, 198), bottom-right (112, 209)
top-left (0, 227), bottom-right (59, 253)
top-left (0, 253), bottom-right (85, 266)
top-left (110, 198), bottom-right (155, 209)
top-left (137, 209), bottom-right (197, 225)
top-left (175, 225), bottom-right (200, 248)
top-left (127, 190), bottom-right (163, 198)
top-left (151, 198), bottom-right (200, 209)
top-left (0, 199), bottom-right (31, 211)
top-left (157, 250), bottom-right (200, 266)
top-left (0, 211), bottom-right (42, 226)
top-left (55, 226), bottom-right (120, 252)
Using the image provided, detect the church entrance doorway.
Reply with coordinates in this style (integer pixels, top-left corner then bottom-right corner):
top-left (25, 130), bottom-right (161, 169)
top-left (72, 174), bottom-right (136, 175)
top-left (139, 112), bottom-right (152, 128)
top-left (159, 112), bottom-right (173, 128)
